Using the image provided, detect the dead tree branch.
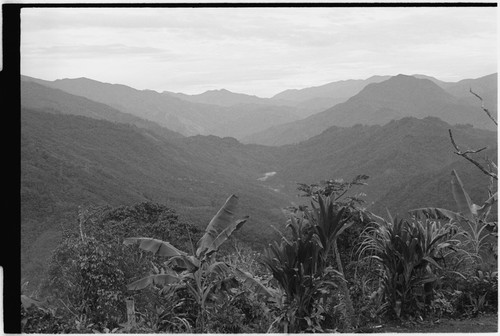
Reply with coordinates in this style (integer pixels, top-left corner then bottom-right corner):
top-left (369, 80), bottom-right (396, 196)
top-left (470, 88), bottom-right (497, 125)
top-left (449, 129), bottom-right (497, 180)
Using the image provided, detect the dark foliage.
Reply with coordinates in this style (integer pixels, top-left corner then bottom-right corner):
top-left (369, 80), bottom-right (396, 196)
top-left (35, 202), bottom-right (202, 332)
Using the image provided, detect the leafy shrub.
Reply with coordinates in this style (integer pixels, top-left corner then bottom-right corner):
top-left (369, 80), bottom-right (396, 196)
top-left (21, 305), bottom-right (69, 333)
top-left (348, 263), bottom-right (385, 325)
top-left (231, 291), bottom-right (271, 332)
top-left (410, 169), bottom-right (497, 268)
top-left (358, 216), bottom-right (458, 318)
top-left (44, 236), bottom-right (127, 329)
top-left (428, 290), bottom-right (456, 319)
top-left (39, 202), bottom-right (202, 332)
top-left (454, 270), bottom-right (498, 317)
top-left (124, 195), bottom-right (250, 332)
top-left (206, 301), bottom-right (246, 333)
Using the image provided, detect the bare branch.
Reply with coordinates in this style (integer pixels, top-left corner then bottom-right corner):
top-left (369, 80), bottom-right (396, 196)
top-left (470, 88), bottom-right (497, 125)
top-left (449, 129), bottom-right (497, 180)
top-left (487, 161), bottom-right (497, 198)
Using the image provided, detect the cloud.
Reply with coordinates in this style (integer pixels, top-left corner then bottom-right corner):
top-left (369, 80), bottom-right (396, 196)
top-left (27, 43), bottom-right (174, 58)
top-left (20, 7), bottom-right (497, 97)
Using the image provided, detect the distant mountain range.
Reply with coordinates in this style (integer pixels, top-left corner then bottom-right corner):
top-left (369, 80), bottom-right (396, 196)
top-left (21, 80), bottom-right (184, 140)
top-left (164, 75), bottom-right (392, 118)
top-left (23, 73), bottom-right (496, 146)
top-left (243, 74), bottom-right (497, 145)
top-left (164, 88), bottom-right (285, 107)
top-left (21, 75), bottom-right (301, 139)
top-left (269, 75), bottom-right (392, 117)
top-left (20, 72), bottom-right (497, 292)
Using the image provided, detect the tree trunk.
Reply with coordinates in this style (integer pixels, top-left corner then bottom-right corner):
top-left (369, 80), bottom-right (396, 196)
top-left (126, 298), bottom-right (136, 328)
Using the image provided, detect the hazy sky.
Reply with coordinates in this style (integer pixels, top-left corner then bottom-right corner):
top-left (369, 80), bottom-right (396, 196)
top-left (21, 6), bottom-right (497, 97)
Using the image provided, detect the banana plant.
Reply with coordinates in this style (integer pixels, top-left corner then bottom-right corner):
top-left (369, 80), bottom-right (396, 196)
top-left (123, 195), bottom-right (248, 332)
top-left (410, 169), bottom-right (497, 262)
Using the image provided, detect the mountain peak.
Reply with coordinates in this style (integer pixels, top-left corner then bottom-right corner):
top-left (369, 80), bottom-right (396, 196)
top-left (392, 74), bottom-right (423, 81)
top-left (358, 73), bottom-right (451, 101)
top-left (204, 88), bottom-right (231, 94)
top-left (55, 77), bottom-right (95, 83)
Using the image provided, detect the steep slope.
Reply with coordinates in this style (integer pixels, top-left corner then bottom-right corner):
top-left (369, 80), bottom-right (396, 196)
top-left (21, 75), bottom-right (229, 136)
top-left (21, 79), bottom-right (184, 140)
top-left (271, 75), bottom-right (391, 103)
top-left (373, 149), bottom-right (498, 218)
top-left (269, 75), bottom-right (392, 118)
top-left (444, 73), bottom-right (497, 98)
top-left (269, 117), bottom-right (497, 212)
top-left (444, 73), bottom-right (497, 114)
top-left (22, 75), bottom-right (304, 140)
top-left (21, 108), bottom-right (291, 287)
top-left (407, 73), bottom-right (497, 119)
top-left (243, 75), bottom-right (496, 146)
top-left (411, 74), bottom-right (454, 89)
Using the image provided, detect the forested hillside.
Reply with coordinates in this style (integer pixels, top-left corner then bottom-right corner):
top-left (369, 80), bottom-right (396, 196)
top-left (243, 74), bottom-right (497, 145)
top-left (21, 80), bottom-right (184, 140)
top-left (21, 108), bottom-right (290, 289)
top-left (21, 76), bottom-right (301, 139)
top-left (272, 116), bottom-right (497, 210)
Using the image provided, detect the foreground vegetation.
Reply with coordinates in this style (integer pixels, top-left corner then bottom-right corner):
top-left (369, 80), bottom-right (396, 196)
top-left (21, 170), bottom-right (497, 333)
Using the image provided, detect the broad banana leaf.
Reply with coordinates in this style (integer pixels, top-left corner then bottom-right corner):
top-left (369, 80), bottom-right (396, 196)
top-left (196, 195), bottom-right (240, 257)
top-left (127, 274), bottom-right (180, 290)
top-left (451, 170), bottom-right (475, 220)
top-left (476, 192), bottom-right (498, 220)
top-left (207, 261), bottom-right (231, 276)
top-left (167, 255), bottom-right (200, 272)
top-left (234, 268), bottom-right (272, 299)
top-left (204, 218), bottom-right (248, 257)
top-left (124, 237), bottom-right (187, 257)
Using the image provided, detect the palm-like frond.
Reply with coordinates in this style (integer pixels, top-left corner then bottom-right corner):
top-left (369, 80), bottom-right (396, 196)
top-left (358, 216), bottom-right (458, 317)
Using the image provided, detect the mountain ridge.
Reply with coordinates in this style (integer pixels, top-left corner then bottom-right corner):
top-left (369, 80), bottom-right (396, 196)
top-left (21, 79), bottom-right (184, 140)
top-left (21, 75), bottom-right (304, 139)
top-left (243, 74), bottom-right (497, 146)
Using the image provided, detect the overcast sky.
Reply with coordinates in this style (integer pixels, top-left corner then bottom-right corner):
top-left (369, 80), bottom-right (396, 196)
top-left (21, 6), bottom-right (497, 97)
